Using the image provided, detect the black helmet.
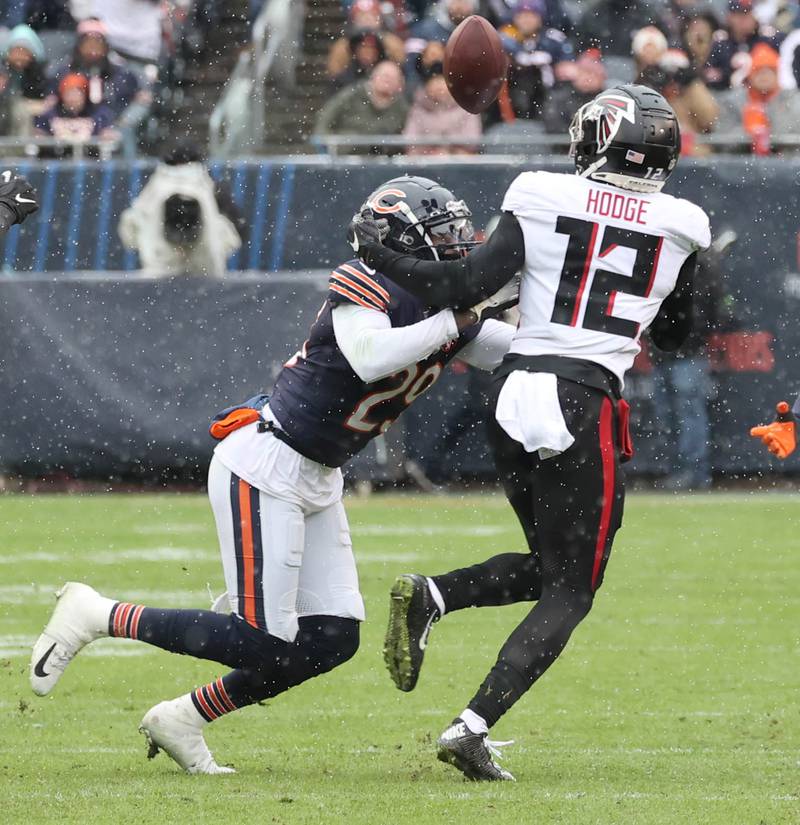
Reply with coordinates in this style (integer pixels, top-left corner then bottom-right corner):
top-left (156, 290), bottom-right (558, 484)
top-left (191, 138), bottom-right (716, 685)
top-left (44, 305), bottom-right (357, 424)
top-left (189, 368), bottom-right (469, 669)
top-left (569, 84), bottom-right (680, 194)
top-left (363, 175), bottom-right (476, 260)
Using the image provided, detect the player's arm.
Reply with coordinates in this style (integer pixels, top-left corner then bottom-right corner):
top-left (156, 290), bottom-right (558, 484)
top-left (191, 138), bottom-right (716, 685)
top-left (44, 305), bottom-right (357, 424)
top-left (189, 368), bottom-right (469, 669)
top-left (331, 304), bottom-right (477, 383)
top-left (456, 319), bottom-right (515, 371)
top-left (649, 252), bottom-right (696, 352)
top-left (0, 170), bottom-right (38, 234)
top-left (350, 210), bottom-right (526, 309)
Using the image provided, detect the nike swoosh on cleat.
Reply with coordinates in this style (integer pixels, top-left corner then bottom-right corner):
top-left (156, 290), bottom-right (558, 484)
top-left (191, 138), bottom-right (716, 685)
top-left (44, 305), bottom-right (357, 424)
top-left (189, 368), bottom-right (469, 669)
top-left (34, 642), bottom-right (57, 677)
top-left (418, 612), bottom-right (437, 651)
top-left (14, 194), bottom-right (36, 204)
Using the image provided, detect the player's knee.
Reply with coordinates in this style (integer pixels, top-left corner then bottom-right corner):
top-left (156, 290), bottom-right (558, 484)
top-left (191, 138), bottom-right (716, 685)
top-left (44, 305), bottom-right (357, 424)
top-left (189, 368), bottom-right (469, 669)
top-left (299, 615), bottom-right (360, 673)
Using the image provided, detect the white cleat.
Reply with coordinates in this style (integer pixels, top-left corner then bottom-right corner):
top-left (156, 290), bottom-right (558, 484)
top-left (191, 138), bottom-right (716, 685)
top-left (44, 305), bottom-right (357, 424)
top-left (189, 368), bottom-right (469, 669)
top-left (139, 695), bottom-right (235, 775)
top-left (30, 581), bottom-right (113, 696)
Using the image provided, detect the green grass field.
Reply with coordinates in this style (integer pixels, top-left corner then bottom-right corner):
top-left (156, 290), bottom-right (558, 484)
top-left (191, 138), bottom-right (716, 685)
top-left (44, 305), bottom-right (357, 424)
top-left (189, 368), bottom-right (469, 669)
top-left (1, 491), bottom-right (798, 824)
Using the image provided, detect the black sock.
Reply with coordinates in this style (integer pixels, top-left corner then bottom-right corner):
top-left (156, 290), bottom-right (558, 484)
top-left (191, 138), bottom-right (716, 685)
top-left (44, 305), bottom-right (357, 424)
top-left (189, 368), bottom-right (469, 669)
top-left (467, 586), bottom-right (593, 727)
top-left (431, 552), bottom-right (542, 613)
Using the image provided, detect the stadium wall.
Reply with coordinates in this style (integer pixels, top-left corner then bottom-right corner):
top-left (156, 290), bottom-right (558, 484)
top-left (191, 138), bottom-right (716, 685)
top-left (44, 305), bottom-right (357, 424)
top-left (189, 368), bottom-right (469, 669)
top-left (0, 158), bottom-right (797, 479)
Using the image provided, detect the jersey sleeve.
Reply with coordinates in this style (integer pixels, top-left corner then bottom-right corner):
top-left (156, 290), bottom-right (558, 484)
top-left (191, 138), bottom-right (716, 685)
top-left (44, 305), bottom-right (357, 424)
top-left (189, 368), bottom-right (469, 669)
top-left (328, 260), bottom-right (391, 314)
top-left (501, 171), bottom-right (543, 216)
top-left (679, 201), bottom-right (712, 251)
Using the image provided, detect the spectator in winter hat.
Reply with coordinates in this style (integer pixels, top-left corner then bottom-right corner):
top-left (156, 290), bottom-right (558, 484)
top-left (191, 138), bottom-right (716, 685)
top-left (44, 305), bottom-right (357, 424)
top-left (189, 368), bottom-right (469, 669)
top-left (48, 17), bottom-right (153, 156)
top-left (327, 0), bottom-right (405, 87)
top-left (1, 25), bottom-right (48, 100)
top-left (48, 18), bottom-right (142, 114)
top-left (403, 61), bottom-right (482, 155)
top-left (716, 42), bottom-right (800, 149)
top-left (632, 25), bottom-right (669, 80)
top-left (34, 72), bottom-right (116, 143)
top-left (0, 24), bottom-right (49, 136)
top-left (706, 0), bottom-right (781, 89)
top-left (499, 0), bottom-right (574, 121)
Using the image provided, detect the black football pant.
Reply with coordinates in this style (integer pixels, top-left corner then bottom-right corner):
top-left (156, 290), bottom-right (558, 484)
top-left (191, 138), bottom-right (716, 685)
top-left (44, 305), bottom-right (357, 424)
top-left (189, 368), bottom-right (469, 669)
top-left (431, 378), bottom-right (625, 728)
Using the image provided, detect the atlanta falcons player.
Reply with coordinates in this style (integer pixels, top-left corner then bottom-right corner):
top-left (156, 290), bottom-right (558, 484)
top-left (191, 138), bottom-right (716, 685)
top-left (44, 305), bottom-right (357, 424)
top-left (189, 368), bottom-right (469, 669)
top-left (29, 176), bottom-right (518, 775)
top-left (350, 85), bottom-right (711, 781)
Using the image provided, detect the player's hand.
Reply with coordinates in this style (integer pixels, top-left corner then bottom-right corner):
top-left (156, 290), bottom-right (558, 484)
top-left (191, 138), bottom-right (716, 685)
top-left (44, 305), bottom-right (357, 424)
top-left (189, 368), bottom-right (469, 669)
top-left (347, 207), bottom-right (389, 256)
top-left (0, 170), bottom-right (38, 226)
top-left (468, 275), bottom-right (520, 322)
top-left (750, 402), bottom-right (796, 459)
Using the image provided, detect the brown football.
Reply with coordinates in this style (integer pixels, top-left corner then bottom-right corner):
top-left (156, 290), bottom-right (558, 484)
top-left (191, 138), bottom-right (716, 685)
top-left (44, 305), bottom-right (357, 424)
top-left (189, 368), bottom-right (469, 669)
top-left (444, 15), bottom-right (508, 115)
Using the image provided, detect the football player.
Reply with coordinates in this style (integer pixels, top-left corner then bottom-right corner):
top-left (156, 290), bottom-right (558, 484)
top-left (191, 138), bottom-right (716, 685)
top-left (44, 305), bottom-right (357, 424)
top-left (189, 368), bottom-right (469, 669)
top-left (29, 176), bottom-right (518, 775)
top-left (351, 85), bottom-right (711, 781)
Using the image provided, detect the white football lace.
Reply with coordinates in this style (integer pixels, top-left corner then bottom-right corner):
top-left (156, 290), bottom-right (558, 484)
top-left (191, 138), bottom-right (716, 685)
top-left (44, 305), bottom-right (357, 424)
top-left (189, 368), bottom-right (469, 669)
top-left (485, 737), bottom-right (515, 762)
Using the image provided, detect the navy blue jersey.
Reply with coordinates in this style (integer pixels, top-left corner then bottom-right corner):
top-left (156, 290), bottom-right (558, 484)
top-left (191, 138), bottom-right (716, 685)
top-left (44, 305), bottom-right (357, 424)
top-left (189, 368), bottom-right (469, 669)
top-left (269, 259), bottom-right (481, 468)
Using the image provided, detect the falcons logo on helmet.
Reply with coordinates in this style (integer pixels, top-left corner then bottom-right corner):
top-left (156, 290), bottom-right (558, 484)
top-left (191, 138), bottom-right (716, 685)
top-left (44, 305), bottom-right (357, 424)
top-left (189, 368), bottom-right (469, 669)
top-left (584, 93), bottom-right (637, 153)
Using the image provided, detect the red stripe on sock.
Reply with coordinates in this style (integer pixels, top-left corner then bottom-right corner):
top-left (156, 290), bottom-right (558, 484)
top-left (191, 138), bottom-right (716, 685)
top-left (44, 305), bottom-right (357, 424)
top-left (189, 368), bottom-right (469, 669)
top-left (129, 605), bottom-right (144, 639)
top-left (194, 688), bottom-right (218, 720)
top-left (114, 603), bottom-right (132, 637)
top-left (215, 677), bottom-right (237, 712)
top-left (591, 397), bottom-right (615, 591)
top-left (204, 684), bottom-right (227, 718)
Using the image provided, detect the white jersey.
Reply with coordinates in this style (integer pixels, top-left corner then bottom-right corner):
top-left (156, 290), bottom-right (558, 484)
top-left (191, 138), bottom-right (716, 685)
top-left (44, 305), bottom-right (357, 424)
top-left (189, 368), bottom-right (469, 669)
top-left (502, 171), bottom-right (711, 384)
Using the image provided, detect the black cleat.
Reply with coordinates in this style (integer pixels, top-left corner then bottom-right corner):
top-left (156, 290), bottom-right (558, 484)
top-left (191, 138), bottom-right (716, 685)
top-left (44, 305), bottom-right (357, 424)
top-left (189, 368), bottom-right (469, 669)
top-left (437, 719), bottom-right (515, 781)
top-left (383, 573), bottom-right (440, 692)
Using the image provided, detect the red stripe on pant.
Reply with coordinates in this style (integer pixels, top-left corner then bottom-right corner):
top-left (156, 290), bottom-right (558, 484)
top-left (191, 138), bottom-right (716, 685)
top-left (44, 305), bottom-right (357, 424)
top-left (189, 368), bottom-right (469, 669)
top-left (591, 396), bottom-right (615, 591)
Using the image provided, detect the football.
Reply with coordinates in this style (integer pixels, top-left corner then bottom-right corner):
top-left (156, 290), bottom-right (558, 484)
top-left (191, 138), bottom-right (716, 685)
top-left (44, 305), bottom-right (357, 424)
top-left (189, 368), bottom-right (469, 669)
top-left (444, 15), bottom-right (508, 115)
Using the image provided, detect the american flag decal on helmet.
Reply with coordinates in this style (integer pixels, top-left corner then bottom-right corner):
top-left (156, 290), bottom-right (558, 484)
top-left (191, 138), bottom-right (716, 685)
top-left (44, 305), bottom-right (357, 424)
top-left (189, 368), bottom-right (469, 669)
top-left (586, 93), bottom-right (637, 153)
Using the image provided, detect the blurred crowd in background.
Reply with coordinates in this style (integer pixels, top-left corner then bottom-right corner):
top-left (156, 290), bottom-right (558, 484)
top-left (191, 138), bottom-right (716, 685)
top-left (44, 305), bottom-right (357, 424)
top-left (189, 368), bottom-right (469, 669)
top-left (2, 0), bottom-right (800, 156)
top-left (315, 0), bottom-right (800, 154)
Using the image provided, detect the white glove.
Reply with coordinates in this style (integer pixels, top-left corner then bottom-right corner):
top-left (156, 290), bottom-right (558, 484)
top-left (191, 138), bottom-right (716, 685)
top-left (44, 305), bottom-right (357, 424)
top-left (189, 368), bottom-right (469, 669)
top-left (469, 275), bottom-right (520, 321)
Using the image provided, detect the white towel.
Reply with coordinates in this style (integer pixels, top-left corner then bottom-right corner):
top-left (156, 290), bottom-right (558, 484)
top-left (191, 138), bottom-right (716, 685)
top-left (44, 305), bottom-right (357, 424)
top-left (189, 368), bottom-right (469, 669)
top-left (495, 371), bottom-right (574, 459)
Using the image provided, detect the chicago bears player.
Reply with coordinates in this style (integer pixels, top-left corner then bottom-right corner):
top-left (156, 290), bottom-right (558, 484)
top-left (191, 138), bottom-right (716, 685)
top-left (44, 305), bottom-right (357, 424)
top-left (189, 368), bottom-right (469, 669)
top-left (351, 85), bottom-right (711, 781)
top-left (29, 176), bottom-right (518, 775)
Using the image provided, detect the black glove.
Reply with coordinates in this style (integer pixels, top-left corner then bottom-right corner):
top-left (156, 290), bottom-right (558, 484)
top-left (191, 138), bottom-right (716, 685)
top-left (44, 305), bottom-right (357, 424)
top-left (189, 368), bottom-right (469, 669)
top-left (0, 170), bottom-right (38, 227)
top-left (346, 207), bottom-right (389, 263)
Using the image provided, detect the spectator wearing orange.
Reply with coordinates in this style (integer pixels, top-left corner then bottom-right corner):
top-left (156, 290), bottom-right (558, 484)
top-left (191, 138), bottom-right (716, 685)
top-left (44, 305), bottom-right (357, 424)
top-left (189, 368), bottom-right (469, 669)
top-left (327, 0), bottom-right (405, 87)
top-left (34, 72), bottom-right (116, 143)
top-left (403, 62), bottom-right (481, 155)
top-left (632, 25), bottom-right (669, 80)
top-left (739, 44), bottom-right (800, 149)
top-left (706, 0), bottom-right (781, 89)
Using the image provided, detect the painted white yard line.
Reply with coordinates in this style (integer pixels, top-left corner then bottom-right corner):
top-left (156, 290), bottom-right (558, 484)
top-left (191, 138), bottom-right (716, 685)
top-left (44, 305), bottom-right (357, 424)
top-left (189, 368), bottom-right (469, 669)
top-left (0, 546), bottom-right (217, 564)
top-left (0, 635), bottom-right (156, 658)
top-left (0, 585), bottom-right (213, 605)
